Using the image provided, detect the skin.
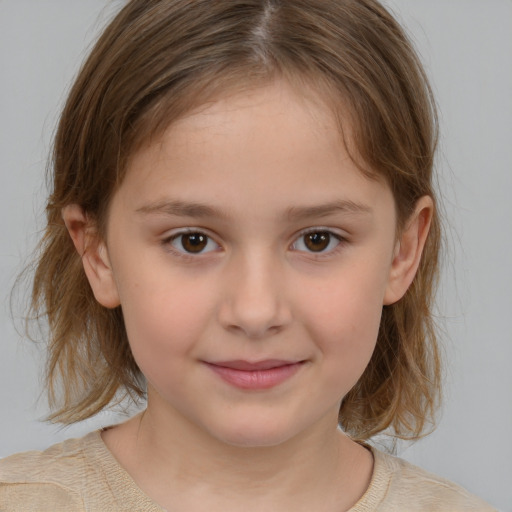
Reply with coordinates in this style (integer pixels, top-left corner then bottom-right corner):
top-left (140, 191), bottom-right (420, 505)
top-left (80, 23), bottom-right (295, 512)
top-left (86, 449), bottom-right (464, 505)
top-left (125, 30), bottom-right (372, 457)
top-left (64, 80), bottom-right (432, 511)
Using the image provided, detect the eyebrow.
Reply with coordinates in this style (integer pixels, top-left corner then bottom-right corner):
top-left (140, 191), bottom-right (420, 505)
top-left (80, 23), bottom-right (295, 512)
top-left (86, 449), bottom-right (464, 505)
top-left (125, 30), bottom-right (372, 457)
top-left (285, 200), bottom-right (373, 222)
top-left (136, 200), bottom-right (226, 219)
top-left (136, 198), bottom-right (372, 221)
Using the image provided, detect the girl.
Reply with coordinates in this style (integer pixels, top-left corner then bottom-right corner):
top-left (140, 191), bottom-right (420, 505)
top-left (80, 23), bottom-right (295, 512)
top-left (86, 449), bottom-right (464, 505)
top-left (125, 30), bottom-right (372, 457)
top-left (0, 0), bottom-right (497, 510)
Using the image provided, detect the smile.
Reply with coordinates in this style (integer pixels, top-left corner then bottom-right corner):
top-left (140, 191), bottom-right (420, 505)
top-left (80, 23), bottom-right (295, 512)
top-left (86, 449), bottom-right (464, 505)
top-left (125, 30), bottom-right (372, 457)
top-left (205, 360), bottom-right (305, 390)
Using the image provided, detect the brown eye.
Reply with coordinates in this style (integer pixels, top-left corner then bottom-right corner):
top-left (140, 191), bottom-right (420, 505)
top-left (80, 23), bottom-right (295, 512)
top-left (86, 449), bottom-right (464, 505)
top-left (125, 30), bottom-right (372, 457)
top-left (169, 232), bottom-right (219, 255)
top-left (181, 233), bottom-right (208, 253)
top-left (304, 232), bottom-right (331, 252)
top-left (291, 230), bottom-right (342, 254)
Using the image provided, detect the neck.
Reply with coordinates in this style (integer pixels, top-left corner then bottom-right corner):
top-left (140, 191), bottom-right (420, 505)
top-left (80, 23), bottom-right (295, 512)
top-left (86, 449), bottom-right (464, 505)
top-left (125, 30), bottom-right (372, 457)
top-left (103, 400), bottom-right (373, 512)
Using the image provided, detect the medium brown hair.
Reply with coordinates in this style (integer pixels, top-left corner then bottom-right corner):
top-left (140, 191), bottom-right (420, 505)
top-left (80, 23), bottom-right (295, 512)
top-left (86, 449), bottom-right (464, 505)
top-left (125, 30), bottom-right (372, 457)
top-left (31, 0), bottom-right (441, 440)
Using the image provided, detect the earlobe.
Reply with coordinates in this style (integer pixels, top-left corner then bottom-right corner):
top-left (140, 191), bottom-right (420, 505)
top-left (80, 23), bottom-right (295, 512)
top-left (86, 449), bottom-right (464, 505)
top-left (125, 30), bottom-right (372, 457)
top-left (62, 205), bottom-right (120, 309)
top-left (383, 196), bottom-right (433, 305)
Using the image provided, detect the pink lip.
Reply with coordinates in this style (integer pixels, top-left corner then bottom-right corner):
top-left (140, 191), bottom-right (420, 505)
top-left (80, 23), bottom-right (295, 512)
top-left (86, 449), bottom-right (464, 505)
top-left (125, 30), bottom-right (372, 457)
top-left (205, 360), bottom-right (304, 390)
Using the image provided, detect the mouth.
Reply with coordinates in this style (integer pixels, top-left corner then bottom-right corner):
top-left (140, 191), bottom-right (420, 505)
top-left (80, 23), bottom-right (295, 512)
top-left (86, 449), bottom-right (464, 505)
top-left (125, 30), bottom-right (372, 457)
top-left (204, 359), bottom-right (306, 390)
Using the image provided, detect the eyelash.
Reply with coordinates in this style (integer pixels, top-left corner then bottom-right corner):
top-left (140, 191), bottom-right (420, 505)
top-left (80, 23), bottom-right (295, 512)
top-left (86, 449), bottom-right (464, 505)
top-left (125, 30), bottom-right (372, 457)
top-left (290, 228), bottom-right (346, 257)
top-left (162, 229), bottom-right (221, 260)
top-left (161, 228), bottom-right (347, 259)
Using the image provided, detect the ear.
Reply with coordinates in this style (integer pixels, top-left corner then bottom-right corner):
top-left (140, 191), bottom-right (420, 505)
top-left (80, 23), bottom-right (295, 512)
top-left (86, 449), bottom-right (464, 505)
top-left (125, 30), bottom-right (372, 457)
top-left (62, 204), bottom-right (120, 309)
top-left (384, 196), bottom-right (433, 305)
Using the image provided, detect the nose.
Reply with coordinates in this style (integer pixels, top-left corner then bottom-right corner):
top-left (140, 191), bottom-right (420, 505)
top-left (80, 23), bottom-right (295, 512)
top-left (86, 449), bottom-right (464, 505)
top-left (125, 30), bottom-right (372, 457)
top-left (218, 250), bottom-right (292, 339)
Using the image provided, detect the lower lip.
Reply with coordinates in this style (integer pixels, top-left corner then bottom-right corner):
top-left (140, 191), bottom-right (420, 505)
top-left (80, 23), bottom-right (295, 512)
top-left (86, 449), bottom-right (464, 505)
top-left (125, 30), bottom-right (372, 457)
top-left (206, 362), bottom-right (304, 390)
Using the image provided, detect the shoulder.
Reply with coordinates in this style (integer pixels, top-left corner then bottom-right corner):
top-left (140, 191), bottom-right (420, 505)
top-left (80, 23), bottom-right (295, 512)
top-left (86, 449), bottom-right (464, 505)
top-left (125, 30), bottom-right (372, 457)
top-left (0, 433), bottom-right (98, 512)
top-left (0, 434), bottom-right (91, 482)
top-left (0, 430), bottom-right (164, 511)
top-left (357, 447), bottom-right (497, 511)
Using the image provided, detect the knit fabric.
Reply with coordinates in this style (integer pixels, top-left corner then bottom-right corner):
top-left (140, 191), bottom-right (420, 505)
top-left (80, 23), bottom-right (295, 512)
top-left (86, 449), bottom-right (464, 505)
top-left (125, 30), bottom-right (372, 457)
top-left (0, 431), bottom-right (495, 511)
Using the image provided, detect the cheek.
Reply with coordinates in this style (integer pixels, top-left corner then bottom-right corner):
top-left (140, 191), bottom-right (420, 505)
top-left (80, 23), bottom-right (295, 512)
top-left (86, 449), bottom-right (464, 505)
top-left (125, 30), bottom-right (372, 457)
top-left (299, 264), bottom-right (387, 384)
top-left (304, 261), bottom-right (386, 335)
top-left (115, 266), bottom-right (216, 371)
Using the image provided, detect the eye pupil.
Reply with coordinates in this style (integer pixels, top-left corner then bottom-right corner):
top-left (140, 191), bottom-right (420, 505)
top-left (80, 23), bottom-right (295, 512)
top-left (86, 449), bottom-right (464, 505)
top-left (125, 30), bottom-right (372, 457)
top-left (182, 233), bottom-right (208, 253)
top-left (305, 232), bottom-right (330, 252)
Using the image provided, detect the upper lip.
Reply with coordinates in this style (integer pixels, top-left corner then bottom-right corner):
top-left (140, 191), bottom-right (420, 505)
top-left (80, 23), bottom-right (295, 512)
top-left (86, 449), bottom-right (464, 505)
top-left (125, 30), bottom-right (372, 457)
top-left (207, 359), bottom-right (303, 371)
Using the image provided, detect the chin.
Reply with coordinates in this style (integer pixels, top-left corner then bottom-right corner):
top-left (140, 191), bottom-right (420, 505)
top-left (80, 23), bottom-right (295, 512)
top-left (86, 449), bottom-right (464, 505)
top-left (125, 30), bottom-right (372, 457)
top-left (207, 417), bottom-right (303, 449)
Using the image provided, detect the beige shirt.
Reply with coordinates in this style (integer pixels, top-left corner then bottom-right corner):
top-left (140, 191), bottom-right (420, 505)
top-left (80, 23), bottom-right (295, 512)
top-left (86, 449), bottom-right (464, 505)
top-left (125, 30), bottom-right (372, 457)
top-left (0, 431), bottom-right (495, 511)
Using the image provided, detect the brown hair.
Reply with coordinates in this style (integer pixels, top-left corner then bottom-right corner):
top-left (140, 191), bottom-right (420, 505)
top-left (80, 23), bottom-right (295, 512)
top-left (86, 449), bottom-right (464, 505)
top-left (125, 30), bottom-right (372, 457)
top-left (31, 0), bottom-right (441, 440)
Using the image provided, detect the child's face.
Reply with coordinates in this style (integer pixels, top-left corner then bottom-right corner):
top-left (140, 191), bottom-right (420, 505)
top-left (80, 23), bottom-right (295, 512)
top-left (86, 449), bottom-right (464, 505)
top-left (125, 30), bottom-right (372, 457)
top-left (98, 81), bottom-right (402, 447)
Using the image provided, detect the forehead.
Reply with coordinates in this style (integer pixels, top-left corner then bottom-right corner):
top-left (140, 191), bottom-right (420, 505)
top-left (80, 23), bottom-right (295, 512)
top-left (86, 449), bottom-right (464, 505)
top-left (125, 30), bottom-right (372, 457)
top-left (114, 80), bottom-right (393, 224)
top-left (169, 83), bottom-right (336, 154)
top-left (127, 73), bottom-right (372, 173)
top-left (129, 78), bottom-right (366, 178)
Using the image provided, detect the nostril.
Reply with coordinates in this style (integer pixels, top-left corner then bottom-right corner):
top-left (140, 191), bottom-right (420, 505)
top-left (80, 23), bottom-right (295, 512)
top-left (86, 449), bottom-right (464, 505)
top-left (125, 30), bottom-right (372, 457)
top-left (217, 263), bottom-right (292, 337)
top-left (224, 321), bottom-right (283, 339)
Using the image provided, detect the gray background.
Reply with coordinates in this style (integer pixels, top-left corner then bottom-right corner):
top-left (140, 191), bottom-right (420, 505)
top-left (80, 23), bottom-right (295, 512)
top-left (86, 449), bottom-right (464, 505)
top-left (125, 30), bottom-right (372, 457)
top-left (0, 1), bottom-right (510, 510)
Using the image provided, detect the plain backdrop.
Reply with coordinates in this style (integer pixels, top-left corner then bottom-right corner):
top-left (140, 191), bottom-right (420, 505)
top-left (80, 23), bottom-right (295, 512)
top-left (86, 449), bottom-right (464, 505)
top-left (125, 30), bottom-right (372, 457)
top-left (0, 1), bottom-right (511, 510)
